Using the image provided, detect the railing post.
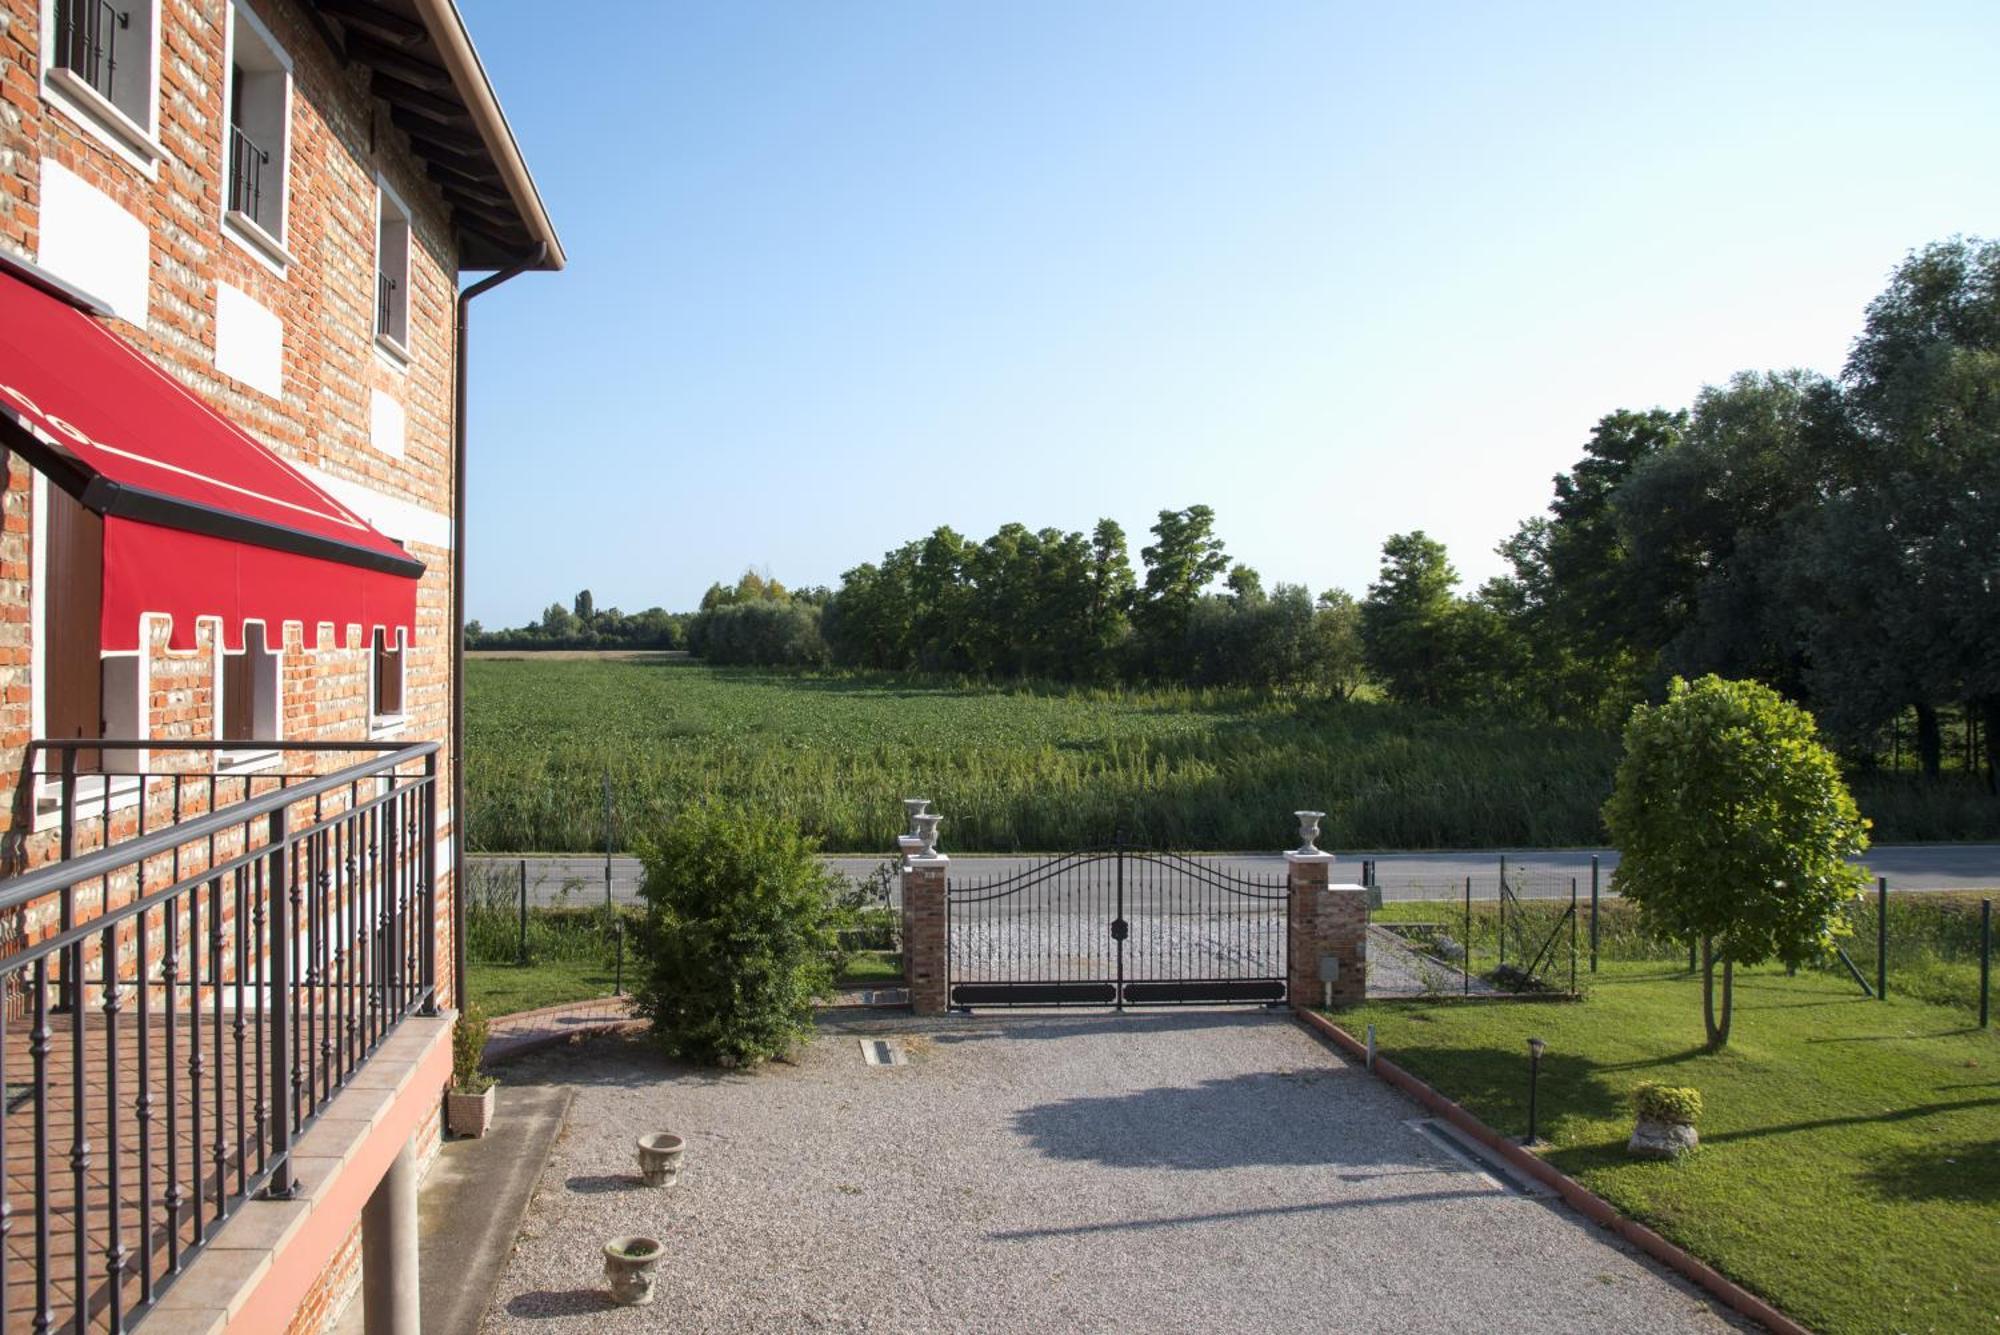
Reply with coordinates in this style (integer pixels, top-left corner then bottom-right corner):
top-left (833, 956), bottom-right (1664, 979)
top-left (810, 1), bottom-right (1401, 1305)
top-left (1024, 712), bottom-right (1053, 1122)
top-left (57, 746), bottom-right (76, 1013)
top-left (265, 808), bottom-right (295, 1198)
top-left (420, 753), bottom-right (437, 1016)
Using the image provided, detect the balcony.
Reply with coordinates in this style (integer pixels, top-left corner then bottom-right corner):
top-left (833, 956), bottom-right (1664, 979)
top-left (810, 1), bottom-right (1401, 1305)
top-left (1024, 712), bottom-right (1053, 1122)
top-left (54, 0), bottom-right (127, 107)
top-left (3, 739), bottom-right (440, 1331)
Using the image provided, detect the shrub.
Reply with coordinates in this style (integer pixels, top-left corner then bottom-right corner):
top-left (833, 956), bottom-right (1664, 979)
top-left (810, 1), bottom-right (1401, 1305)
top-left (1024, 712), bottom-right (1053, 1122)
top-left (632, 804), bottom-right (845, 1066)
top-left (1632, 1082), bottom-right (1703, 1126)
top-left (452, 1003), bottom-right (494, 1094)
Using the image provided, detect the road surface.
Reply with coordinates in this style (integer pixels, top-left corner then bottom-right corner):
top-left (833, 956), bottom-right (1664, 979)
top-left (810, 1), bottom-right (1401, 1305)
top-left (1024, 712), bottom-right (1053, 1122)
top-left (465, 844), bottom-right (2000, 907)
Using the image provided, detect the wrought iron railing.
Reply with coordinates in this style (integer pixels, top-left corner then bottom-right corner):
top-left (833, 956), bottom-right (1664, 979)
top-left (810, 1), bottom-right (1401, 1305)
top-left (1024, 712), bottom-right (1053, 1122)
top-left (2, 739), bottom-right (439, 1331)
top-left (227, 123), bottom-right (271, 226)
top-left (376, 272), bottom-right (399, 343)
top-left (55, 0), bottom-right (128, 106)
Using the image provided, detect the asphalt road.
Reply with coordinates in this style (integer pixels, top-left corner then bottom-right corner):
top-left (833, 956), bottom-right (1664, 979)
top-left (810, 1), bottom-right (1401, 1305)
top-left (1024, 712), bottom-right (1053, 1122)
top-left (466, 844), bottom-right (2000, 907)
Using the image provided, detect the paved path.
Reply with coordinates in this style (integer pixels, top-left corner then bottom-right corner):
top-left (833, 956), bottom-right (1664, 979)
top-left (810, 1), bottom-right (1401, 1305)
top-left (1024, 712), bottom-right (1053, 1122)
top-left (482, 1011), bottom-right (1742, 1333)
top-left (469, 843), bottom-right (2000, 907)
top-left (484, 997), bottom-right (641, 1064)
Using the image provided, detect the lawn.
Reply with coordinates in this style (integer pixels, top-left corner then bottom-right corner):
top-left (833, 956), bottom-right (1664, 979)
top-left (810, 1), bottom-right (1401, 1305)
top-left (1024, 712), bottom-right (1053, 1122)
top-left (1341, 964), bottom-right (1999, 1334)
top-left (465, 656), bottom-right (1998, 855)
top-left (467, 959), bottom-right (623, 1016)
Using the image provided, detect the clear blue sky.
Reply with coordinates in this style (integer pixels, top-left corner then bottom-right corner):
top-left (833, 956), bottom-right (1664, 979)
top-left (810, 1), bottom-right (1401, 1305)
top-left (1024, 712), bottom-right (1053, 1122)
top-left (459, 1), bottom-right (2000, 627)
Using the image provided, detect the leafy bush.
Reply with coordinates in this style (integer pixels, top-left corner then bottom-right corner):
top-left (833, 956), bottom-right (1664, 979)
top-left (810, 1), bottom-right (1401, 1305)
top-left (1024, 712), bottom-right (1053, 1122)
top-left (632, 805), bottom-right (845, 1066)
top-left (452, 1003), bottom-right (494, 1094)
top-left (1632, 1082), bottom-right (1703, 1126)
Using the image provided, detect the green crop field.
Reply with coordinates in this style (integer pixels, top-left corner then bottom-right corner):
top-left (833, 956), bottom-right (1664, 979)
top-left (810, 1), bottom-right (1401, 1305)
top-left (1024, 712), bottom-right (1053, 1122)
top-left (463, 656), bottom-right (2000, 854)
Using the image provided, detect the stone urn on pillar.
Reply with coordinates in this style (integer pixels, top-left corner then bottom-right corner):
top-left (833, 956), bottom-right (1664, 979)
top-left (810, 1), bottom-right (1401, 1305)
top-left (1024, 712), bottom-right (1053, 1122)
top-left (1293, 810), bottom-right (1326, 857)
top-left (913, 811), bottom-right (943, 858)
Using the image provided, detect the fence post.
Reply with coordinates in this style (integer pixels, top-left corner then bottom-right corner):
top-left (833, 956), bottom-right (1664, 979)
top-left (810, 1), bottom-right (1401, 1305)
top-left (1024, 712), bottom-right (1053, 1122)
top-left (1877, 876), bottom-right (1888, 1002)
top-left (421, 753), bottom-right (437, 1015)
top-left (1570, 876), bottom-right (1578, 994)
top-left (265, 808), bottom-right (294, 1198)
top-left (899, 807), bottom-right (948, 1015)
top-left (1285, 814), bottom-right (1363, 1008)
top-left (1981, 899), bottom-right (1991, 1029)
top-left (1463, 875), bottom-right (1471, 996)
top-left (518, 858), bottom-right (528, 965)
top-left (603, 770), bottom-right (615, 913)
top-left (1589, 855), bottom-right (1600, 974)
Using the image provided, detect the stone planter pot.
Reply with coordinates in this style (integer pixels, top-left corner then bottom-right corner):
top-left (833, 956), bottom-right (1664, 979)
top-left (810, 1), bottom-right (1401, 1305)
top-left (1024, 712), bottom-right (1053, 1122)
top-left (636, 1132), bottom-right (685, 1187)
top-left (1627, 1116), bottom-right (1698, 1160)
top-left (604, 1236), bottom-right (664, 1306)
top-left (446, 1084), bottom-right (496, 1138)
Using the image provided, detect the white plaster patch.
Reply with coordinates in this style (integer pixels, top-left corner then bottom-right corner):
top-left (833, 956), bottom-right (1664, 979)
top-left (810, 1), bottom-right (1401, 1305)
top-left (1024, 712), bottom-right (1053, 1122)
top-left (295, 461), bottom-right (452, 552)
top-left (36, 160), bottom-right (149, 325)
top-left (213, 281), bottom-right (283, 398)
top-left (369, 388), bottom-right (406, 458)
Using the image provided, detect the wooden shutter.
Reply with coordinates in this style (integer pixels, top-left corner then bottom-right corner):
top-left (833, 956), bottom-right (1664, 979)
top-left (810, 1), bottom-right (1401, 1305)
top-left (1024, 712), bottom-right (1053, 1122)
top-left (373, 632), bottom-right (402, 717)
top-left (43, 487), bottom-right (103, 772)
top-left (222, 651), bottom-right (254, 740)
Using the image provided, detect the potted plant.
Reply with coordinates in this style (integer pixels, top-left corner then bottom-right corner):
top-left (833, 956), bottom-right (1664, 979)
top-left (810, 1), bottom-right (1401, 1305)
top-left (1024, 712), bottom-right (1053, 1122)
top-left (445, 1003), bottom-right (497, 1137)
top-left (603, 1235), bottom-right (665, 1306)
top-left (1627, 1082), bottom-right (1702, 1159)
top-left (635, 1132), bottom-right (685, 1187)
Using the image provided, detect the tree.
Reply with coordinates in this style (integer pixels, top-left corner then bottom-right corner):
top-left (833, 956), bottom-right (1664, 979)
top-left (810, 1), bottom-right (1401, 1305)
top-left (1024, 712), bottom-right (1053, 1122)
top-left (1360, 531), bottom-right (1479, 708)
top-left (1603, 676), bottom-right (1869, 1048)
top-left (1309, 588), bottom-right (1366, 700)
top-left (573, 588), bottom-right (594, 623)
top-left (632, 805), bottom-right (844, 1066)
top-left (1135, 506), bottom-right (1229, 674)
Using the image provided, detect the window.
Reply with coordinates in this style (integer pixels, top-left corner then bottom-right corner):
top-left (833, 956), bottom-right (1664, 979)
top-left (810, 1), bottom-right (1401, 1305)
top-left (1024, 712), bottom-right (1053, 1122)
top-left (43, 0), bottom-right (160, 160)
top-left (218, 621), bottom-right (281, 768)
top-left (222, 3), bottom-right (292, 263)
top-left (370, 628), bottom-right (405, 730)
top-left (375, 183), bottom-right (411, 355)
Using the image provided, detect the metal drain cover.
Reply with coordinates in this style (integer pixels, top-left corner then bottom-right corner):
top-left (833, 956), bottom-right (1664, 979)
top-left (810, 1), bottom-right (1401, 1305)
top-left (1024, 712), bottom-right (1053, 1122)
top-left (859, 1038), bottom-right (905, 1067)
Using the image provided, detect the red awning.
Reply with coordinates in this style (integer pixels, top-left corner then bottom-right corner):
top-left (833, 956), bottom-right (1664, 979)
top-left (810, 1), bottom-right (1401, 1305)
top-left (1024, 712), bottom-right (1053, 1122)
top-left (0, 261), bottom-right (422, 653)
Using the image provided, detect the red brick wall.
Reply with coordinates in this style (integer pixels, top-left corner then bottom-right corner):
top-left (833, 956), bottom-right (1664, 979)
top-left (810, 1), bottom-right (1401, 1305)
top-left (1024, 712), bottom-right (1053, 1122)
top-left (0, 0), bottom-right (461, 1003)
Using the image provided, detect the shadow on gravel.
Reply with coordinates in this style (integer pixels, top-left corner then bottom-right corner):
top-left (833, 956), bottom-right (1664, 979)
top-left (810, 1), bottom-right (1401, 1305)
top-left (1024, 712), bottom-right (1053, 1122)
top-left (565, 1173), bottom-right (646, 1194)
top-left (1013, 1070), bottom-right (1410, 1171)
top-left (503, 1289), bottom-right (617, 1318)
top-left (988, 1190), bottom-right (1500, 1241)
top-left (932, 1009), bottom-right (1290, 1047)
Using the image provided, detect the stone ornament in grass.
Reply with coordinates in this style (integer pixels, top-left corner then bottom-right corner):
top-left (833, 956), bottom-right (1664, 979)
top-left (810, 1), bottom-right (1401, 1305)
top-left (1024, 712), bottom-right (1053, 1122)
top-left (1628, 1082), bottom-right (1702, 1160)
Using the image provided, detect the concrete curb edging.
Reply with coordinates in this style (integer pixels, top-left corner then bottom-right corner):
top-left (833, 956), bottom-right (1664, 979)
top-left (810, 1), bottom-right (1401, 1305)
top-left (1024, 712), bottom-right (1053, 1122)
top-left (1293, 1007), bottom-right (1812, 1335)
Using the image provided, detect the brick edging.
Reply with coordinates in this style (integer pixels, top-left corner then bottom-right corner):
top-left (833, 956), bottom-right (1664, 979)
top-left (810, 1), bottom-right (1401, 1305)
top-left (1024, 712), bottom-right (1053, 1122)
top-left (1292, 1007), bottom-right (1812, 1335)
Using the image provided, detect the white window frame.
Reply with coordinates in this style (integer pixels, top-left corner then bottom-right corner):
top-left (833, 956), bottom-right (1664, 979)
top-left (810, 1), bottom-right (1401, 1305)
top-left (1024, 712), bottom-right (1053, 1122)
top-left (368, 626), bottom-right (408, 737)
top-left (214, 619), bottom-right (283, 773)
top-left (28, 472), bottom-right (148, 831)
top-left (373, 176), bottom-right (413, 365)
top-left (219, 1), bottom-right (295, 273)
top-left (38, 0), bottom-right (165, 174)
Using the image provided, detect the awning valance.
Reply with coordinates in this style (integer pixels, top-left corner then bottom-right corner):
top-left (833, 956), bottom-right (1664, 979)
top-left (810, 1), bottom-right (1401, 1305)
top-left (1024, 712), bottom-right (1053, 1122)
top-left (0, 261), bottom-right (422, 653)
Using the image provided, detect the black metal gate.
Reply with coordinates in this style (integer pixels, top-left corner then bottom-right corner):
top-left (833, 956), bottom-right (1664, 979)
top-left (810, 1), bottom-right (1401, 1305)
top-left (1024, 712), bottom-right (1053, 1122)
top-left (947, 844), bottom-right (1289, 1009)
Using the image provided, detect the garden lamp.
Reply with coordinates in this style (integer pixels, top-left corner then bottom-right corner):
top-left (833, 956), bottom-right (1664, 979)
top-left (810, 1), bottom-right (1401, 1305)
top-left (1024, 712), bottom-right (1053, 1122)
top-left (1525, 1036), bottom-right (1547, 1145)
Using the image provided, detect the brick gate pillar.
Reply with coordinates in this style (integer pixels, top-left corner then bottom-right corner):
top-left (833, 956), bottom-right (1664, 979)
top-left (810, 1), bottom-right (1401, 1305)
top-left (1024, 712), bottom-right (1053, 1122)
top-left (1285, 812), bottom-right (1367, 1008)
top-left (898, 803), bottom-right (949, 1015)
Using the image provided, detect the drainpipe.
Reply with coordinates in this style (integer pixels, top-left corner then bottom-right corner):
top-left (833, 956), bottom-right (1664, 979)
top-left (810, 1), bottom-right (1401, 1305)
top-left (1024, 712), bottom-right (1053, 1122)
top-left (451, 243), bottom-right (546, 1014)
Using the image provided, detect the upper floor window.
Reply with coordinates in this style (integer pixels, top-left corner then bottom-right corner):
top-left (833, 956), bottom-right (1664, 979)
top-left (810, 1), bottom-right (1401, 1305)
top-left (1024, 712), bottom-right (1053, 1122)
top-left (223, 2), bottom-right (292, 265)
top-left (218, 621), bottom-right (282, 769)
top-left (376, 183), bottom-right (411, 357)
top-left (370, 628), bottom-right (406, 733)
top-left (42, 0), bottom-right (161, 164)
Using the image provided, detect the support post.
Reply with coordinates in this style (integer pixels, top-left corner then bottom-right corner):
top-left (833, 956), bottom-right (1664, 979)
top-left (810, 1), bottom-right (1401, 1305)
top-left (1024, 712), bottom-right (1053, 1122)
top-left (361, 1140), bottom-right (421, 1335)
top-left (1463, 875), bottom-right (1471, 996)
top-left (898, 813), bottom-right (948, 1015)
top-left (1589, 854), bottom-right (1600, 975)
top-left (517, 858), bottom-right (528, 965)
top-left (1980, 899), bottom-right (1991, 1029)
top-left (1877, 876), bottom-right (1888, 1001)
top-left (1287, 825), bottom-right (1365, 1009)
top-left (265, 808), bottom-right (294, 1198)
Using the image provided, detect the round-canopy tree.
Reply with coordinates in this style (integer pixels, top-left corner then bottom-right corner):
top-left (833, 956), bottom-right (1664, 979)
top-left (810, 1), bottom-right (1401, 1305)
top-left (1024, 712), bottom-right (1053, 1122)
top-left (1604, 675), bottom-right (1869, 1048)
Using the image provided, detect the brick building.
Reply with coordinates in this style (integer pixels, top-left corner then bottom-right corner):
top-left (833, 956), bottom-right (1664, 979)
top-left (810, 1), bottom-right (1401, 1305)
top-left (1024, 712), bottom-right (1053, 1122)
top-left (0, 0), bottom-right (562, 1329)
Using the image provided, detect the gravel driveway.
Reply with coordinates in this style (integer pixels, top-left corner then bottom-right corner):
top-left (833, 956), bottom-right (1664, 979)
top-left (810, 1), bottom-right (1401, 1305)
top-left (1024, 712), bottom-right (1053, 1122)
top-left (483, 1011), bottom-right (1740, 1333)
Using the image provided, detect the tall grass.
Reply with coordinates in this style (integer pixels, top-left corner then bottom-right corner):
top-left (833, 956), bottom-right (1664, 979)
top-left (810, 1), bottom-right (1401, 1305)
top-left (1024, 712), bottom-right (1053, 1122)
top-left (464, 657), bottom-right (2000, 854)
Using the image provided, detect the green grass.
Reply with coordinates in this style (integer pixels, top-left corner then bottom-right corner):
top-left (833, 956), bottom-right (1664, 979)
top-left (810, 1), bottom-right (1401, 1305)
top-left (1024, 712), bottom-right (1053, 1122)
top-left (466, 657), bottom-right (2000, 854)
top-left (1342, 964), bottom-right (2000, 1334)
top-left (835, 951), bottom-right (904, 985)
top-left (467, 960), bottom-right (623, 1016)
